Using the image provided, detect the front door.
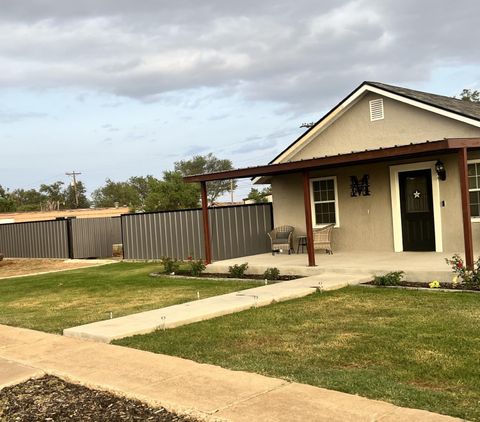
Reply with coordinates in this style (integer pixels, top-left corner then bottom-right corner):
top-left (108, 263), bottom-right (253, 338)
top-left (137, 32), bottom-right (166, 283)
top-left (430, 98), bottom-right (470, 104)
top-left (399, 170), bottom-right (435, 251)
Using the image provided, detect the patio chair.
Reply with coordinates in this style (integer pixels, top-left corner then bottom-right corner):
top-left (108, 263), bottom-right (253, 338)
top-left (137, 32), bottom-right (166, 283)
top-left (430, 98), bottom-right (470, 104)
top-left (267, 225), bottom-right (294, 255)
top-left (313, 224), bottom-right (335, 254)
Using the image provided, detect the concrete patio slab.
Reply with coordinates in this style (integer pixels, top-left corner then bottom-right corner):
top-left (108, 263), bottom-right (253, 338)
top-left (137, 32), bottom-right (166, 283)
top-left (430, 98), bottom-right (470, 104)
top-left (0, 325), bottom-right (461, 421)
top-left (63, 272), bottom-right (370, 343)
top-left (206, 251), bottom-right (459, 283)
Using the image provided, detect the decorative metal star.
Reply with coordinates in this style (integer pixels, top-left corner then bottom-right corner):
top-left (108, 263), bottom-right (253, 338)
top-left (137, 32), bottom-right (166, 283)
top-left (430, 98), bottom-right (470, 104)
top-left (413, 190), bottom-right (421, 199)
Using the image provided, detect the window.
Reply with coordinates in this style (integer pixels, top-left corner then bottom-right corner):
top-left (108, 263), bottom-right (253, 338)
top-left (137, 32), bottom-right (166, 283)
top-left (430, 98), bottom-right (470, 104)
top-left (311, 177), bottom-right (339, 227)
top-left (468, 161), bottom-right (480, 218)
top-left (369, 98), bottom-right (384, 121)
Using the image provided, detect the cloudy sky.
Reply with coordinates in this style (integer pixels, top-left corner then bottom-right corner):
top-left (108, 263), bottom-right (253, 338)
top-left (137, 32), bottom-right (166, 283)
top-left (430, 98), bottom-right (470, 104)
top-left (1, 0), bottom-right (479, 200)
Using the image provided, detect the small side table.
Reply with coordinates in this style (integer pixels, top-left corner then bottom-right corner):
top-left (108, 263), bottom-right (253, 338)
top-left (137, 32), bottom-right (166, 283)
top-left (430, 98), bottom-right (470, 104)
top-left (296, 236), bottom-right (307, 254)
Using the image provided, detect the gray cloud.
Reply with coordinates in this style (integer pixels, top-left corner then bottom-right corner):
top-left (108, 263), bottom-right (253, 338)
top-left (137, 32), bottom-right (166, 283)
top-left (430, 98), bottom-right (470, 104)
top-left (0, 0), bottom-right (478, 112)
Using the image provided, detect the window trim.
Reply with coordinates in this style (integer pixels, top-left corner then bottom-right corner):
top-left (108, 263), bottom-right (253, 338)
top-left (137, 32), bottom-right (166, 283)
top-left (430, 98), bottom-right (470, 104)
top-left (310, 176), bottom-right (340, 228)
top-left (467, 159), bottom-right (480, 222)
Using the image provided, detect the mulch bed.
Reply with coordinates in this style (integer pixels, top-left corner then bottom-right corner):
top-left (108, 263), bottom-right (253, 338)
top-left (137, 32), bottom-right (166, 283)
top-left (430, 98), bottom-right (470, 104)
top-left (151, 270), bottom-right (301, 281)
top-left (0, 375), bottom-right (198, 422)
top-left (362, 280), bottom-right (480, 291)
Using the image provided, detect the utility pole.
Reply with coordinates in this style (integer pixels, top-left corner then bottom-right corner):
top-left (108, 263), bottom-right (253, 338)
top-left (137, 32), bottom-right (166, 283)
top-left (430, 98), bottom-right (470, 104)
top-left (230, 179), bottom-right (234, 203)
top-left (65, 171), bottom-right (82, 208)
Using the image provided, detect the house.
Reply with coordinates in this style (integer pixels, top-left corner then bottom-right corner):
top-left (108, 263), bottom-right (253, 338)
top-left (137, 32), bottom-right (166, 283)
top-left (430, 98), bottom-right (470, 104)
top-left (185, 82), bottom-right (480, 267)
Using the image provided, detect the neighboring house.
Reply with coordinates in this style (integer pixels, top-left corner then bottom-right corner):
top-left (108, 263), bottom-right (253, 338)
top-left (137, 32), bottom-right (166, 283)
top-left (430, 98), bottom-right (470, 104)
top-left (185, 82), bottom-right (480, 266)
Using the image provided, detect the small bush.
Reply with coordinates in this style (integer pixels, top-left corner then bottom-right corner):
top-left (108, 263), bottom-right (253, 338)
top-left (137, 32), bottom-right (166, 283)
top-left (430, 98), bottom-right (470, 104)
top-left (373, 271), bottom-right (404, 286)
top-left (189, 258), bottom-right (206, 277)
top-left (446, 254), bottom-right (480, 288)
top-left (263, 267), bottom-right (280, 281)
top-left (228, 263), bottom-right (249, 278)
top-left (160, 256), bottom-right (180, 274)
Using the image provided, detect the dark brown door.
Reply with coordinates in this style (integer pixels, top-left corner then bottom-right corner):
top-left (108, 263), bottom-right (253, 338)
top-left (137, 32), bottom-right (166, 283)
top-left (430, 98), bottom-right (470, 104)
top-left (399, 170), bottom-right (435, 251)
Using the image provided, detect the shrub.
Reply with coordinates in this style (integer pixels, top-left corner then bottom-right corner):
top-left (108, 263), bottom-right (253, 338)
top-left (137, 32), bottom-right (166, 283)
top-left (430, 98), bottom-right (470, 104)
top-left (373, 271), bottom-right (404, 286)
top-left (160, 256), bottom-right (180, 274)
top-left (0, 253), bottom-right (3, 262)
top-left (228, 263), bottom-right (249, 278)
top-left (446, 254), bottom-right (480, 288)
top-left (188, 258), bottom-right (206, 277)
top-left (429, 280), bottom-right (440, 289)
top-left (263, 267), bottom-right (280, 281)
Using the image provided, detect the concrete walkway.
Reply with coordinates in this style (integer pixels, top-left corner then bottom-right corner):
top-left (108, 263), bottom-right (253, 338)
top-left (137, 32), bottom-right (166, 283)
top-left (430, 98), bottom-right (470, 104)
top-left (0, 325), bottom-right (460, 421)
top-left (64, 272), bottom-right (370, 343)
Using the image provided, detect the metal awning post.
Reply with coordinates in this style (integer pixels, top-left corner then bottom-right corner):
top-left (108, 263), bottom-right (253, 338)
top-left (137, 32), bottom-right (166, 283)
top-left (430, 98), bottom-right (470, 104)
top-left (200, 181), bottom-right (212, 264)
top-left (303, 170), bottom-right (316, 267)
top-left (458, 147), bottom-right (474, 268)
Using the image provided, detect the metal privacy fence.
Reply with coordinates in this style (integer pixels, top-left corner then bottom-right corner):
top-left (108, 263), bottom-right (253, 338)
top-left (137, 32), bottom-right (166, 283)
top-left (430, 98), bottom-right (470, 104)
top-left (121, 203), bottom-right (273, 261)
top-left (70, 217), bottom-right (122, 259)
top-left (0, 219), bottom-right (70, 259)
top-left (0, 217), bottom-right (122, 259)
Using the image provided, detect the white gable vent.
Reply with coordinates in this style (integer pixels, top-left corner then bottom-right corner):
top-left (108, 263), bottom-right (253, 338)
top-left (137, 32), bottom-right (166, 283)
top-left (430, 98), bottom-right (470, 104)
top-left (369, 98), bottom-right (384, 121)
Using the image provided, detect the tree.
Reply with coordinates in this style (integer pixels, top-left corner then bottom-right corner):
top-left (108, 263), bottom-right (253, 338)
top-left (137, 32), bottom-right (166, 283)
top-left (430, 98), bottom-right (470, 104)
top-left (39, 181), bottom-right (64, 211)
top-left (174, 153), bottom-right (237, 203)
top-left (246, 186), bottom-right (272, 203)
top-left (456, 89), bottom-right (480, 102)
top-left (10, 188), bottom-right (45, 211)
top-left (144, 171), bottom-right (200, 212)
top-left (0, 185), bottom-right (15, 212)
top-left (92, 179), bottom-right (142, 208)
top-left (64, 180), bottom-right (90, 209)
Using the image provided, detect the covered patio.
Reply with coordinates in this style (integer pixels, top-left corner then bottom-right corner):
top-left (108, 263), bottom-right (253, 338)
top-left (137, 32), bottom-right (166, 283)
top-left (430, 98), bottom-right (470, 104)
top-left (205, 250), bottom-right (458, 283)
top-left (184, 138), bottom-right (480, 270)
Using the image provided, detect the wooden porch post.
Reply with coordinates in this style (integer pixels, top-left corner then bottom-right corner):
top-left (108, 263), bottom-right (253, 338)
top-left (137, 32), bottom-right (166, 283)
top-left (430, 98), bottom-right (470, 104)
top-left (303, 170), bottom-right (316, 266)
top-left (458, 147), bottom-right (474, 268)
top-left (200, 181), bottom-right (212, 265)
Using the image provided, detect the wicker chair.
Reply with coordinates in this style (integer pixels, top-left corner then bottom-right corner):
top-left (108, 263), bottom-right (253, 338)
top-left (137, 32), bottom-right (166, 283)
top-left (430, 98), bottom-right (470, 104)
top-left (313, 224), bottom-right (335, 254)
top-left (267, 225), bottom-right (294, 255)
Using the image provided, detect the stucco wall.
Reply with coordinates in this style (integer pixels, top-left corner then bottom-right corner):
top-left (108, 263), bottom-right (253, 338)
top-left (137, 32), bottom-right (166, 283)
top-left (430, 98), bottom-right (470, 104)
top-left (290, 93), bottom-right (480, 161)
top-left (271, 153), bottom-right (480, 253)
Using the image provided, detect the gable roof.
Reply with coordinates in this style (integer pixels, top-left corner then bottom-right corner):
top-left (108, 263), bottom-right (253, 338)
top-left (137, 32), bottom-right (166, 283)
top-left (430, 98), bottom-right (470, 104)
top-left (268, 81), bottom-right (480, 166)
top-left (366, 82), bottom-right (480, 122)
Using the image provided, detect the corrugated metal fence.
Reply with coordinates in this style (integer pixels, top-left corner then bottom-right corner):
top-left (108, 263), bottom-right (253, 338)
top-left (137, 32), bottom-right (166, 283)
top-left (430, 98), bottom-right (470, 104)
top-left (0, 204), bottom-right (273, 261)
top-left (0, 219), bottom-right (70, 258)
top-left (0, 217), bottom-right (121, 259)
top-left (71, 217), bottom-right (122, 259)
top-left (122, 203), bottom-right (273, 261)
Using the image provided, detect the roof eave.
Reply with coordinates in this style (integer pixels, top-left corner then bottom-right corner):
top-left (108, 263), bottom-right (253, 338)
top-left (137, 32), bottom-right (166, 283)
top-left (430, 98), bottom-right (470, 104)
top-left (184, 138), bottom-right (480, 183)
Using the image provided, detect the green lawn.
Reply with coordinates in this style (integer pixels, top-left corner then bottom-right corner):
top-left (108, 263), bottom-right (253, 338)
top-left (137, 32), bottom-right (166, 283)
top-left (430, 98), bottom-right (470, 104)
top-left (0, 262), bottom-right (259, 334)
top-left (116, 286), bottom-right (480, 421)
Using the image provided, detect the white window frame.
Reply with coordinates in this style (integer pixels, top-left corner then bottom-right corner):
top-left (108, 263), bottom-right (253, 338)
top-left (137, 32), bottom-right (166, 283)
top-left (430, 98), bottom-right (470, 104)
top-left (467, 159), bottom-right (480, 222)
top-left (310, 176), bottom-right (340, 228)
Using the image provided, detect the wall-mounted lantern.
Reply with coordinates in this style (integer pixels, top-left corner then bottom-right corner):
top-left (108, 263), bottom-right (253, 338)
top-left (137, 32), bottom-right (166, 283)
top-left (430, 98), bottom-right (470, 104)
top-left (435, 160), bottom-right (446, 181)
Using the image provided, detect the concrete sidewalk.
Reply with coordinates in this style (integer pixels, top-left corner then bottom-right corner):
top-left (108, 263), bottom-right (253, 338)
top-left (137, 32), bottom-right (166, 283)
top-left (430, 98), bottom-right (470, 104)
top-left (64, 272), bottom-right (370, 343)
top-left (0, 325), bottom-right (460, 421)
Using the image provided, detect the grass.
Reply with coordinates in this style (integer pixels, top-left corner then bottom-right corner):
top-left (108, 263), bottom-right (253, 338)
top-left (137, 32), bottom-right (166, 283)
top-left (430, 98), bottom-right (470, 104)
top-left (116, 286), bottom-right (480, 421)
top-left (0, 262), bottom-right (259, 334)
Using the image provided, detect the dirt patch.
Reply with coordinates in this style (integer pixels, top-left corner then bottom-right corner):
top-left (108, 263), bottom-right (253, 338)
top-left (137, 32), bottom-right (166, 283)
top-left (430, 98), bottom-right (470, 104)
top-left (151, 271), bottom-right (302, 281)
top-left (0, 259), bottom-right (110, 278)
top-left (362, 280), bottom-right (480, 292)
top-left (0, 375), bottom-right (198, 421)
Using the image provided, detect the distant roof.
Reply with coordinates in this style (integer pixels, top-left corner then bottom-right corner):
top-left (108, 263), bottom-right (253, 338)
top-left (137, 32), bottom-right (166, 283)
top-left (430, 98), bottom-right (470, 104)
top-left (366, 81), bottom-right (480, 122)
top-left (266, 81), bottom-right (480, 167)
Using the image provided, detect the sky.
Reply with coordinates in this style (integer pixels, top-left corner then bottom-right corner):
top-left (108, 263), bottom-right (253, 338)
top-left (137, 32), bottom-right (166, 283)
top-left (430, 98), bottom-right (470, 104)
top-left (0, 0), bottom-right (479, 201)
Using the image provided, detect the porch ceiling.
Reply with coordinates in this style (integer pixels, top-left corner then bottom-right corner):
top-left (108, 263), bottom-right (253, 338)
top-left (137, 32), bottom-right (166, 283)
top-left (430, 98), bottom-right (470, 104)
top-left (183, 137), bottom-right (480, 182)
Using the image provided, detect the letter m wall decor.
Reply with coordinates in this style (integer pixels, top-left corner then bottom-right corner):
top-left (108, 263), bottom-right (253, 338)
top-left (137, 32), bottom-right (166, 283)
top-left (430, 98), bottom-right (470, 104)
top-left (350, 175), bottom-right (370, 197)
